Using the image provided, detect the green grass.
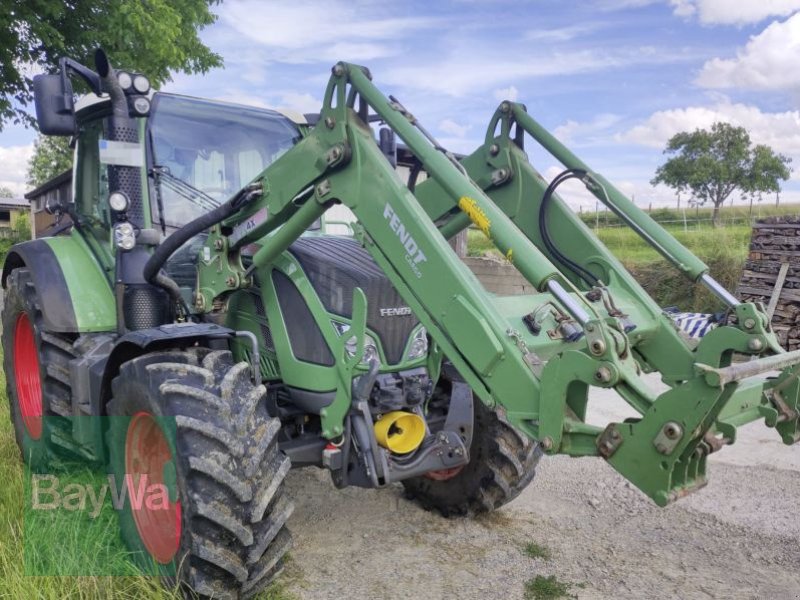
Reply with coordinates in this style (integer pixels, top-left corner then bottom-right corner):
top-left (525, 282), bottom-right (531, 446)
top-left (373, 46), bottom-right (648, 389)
top-left (522, 541), bottom-right (552, 560)
top-left (467, 207), bottom-right (756, 266)
top-left (466, 229), bottom-right (497, 257)
top-left (0, 354), bottom-right (295, 599)
top-left (523, 575), bottom-right (576, 600)
top-left (465, 209), bottom-right (763, 312)
top-left (595, 223), bottom-right (751, 265)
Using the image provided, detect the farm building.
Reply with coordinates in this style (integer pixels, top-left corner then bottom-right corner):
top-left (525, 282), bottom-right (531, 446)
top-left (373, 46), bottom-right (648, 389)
top-left (25, 169), bottom-right (72, 239)
top-left (0, 196), bottom-right (30, 238)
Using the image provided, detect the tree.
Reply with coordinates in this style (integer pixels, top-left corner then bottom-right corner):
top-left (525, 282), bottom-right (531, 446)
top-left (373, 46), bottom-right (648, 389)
top-left (1, 0), bottom-right (223, 129)
top-left (0, 186), bottom-right (14, 198)
top-left (651, 122), bottom-right (792, 226)
top-left (13, 212), bottom-right (31, 242)
top-left (27, 136), bottom-right (73, 187)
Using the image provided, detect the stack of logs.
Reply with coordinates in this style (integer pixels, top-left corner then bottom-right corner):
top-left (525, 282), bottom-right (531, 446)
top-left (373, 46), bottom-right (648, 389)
top-left (736, 216), bottom-right (800, 351)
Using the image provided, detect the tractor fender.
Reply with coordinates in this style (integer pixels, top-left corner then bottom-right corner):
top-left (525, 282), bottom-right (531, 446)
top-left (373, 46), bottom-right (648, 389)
top-left (61, 323), bottom-right (235, 464)
top-left (98, 323), bottom-right (236, 412)
top-left (2, 235), bottom-right (115, 333)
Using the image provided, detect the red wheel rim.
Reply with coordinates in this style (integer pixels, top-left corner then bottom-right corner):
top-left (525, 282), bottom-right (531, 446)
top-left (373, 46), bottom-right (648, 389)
top-left (425, 465), bottom-right (464, 481)
top-left (13, 313), bottom-right (42, 440)
top-left (125, 412), bottom-right (181, 564)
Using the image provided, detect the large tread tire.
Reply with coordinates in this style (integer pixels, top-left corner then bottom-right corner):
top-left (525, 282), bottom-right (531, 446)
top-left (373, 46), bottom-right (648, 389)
top-left (402, 395), bottom-right (542, 517)
top-left (106, 348), bottom-right (292, 599)
top-left (2, 268), bottom-right (76, 469)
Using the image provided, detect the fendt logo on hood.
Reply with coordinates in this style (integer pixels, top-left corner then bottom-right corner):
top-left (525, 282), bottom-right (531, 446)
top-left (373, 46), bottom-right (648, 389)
top-left (383, 204), bottom-right (428, 278)
top-left (379, 307), bottom-right (412, 317)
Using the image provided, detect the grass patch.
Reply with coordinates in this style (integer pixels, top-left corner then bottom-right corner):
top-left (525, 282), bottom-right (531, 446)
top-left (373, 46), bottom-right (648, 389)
top-left (522, 541), bottom-right (551, 560)
top-left (465, 216), bottom-right (754, 313)
top-left (467, 229), bottom-right (496, 257)
top-left (595, 223), bottom-right (750, 265)
top-left (0, 352), bottom-right (295, 599)
top-left (605, 224), bottom-right (748, 313)
top-left (524, 575), bottom-right (576, 600)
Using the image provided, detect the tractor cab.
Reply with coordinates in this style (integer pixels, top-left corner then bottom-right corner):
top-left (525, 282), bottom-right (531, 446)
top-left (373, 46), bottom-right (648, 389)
top-left (147, 93), bottom-right (301, 231)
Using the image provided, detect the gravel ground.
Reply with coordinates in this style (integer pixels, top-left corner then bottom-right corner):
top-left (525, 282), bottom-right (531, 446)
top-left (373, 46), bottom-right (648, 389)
top-left (1, 287), bottom-right (794, 599)
top-left (282, 376), bottom-right (800, 600)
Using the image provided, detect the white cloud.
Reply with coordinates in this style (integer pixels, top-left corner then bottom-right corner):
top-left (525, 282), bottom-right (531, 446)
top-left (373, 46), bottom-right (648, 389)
top-left (0, 145), bottom-right (34, 197)
top-left (525, 24), bottom-right (602, 43)
top-left (438, 119), bottom-right (471, 138)
top-left (553, 114), bottom-right (622, 145)
top-left (493, 85), bottom-right (519, 102)
top-left (670, 0), bottom-right (696, 18)
top-left (219, 1), bottom-right (438, 63)
top-left (277, 92), bottom-right (322, 114)
top-left (595, 0), bottom-right (661, 10)
top-left (619, 99), bottom-right (800, 158)
top-left (382, 46), bottom-right (687, 97)
top-left (696, 14), bottom-right (800, 90)
top-left (670, 0), bottom-right (800, 25)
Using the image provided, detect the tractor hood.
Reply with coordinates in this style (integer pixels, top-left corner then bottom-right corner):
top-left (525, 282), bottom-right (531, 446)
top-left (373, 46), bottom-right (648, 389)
top-left (288, 236), bottom-right (420, 365)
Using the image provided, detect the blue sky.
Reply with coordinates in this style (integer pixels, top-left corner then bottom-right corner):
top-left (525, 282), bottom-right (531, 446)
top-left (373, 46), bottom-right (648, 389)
top-left (3, 0), bottom-right (800, 210)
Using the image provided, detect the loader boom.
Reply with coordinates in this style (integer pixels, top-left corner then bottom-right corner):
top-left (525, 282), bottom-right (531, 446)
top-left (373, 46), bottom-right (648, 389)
top-left (196, 63), bottom-right (800, 506)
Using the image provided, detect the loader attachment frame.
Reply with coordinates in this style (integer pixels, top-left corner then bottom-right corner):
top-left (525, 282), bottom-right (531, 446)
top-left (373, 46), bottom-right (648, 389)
top-left (196, 63), bottom-right (799, 506)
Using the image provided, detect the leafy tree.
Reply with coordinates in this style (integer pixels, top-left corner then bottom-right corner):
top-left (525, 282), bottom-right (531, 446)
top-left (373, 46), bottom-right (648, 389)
top-left (1, 0), bottom-right (223, 129)
top-left (13, 212), bottom-right (31, 241)
top-left (652, 122), bottom-right (792, 226)
top-left (27, 136), bottom-right (73, 187)
top-left (0, 186), bottom-right (14, 198)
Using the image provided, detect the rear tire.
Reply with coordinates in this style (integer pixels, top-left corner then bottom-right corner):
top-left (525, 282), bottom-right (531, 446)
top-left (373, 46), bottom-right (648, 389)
top-left (403, 383), bottom-right (542, 517)
top-left (106, 348), bottom-right (292, 599)
top-left (2, 268), bottom-right (76, 469)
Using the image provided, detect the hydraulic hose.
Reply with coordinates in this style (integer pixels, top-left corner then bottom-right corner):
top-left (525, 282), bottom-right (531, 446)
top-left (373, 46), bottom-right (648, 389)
top-left (539, 168), bottom-right (600, 287)
top-left (143, 184), bottom-right (260, 286)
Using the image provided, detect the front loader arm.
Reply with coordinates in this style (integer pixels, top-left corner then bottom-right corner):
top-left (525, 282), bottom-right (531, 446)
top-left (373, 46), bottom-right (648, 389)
top-left (199, 62), bottom-right (601, 424)
top-left (196, 63), bottom-right (800, 506)
top-left (414, 100), bottom-right (800, 502)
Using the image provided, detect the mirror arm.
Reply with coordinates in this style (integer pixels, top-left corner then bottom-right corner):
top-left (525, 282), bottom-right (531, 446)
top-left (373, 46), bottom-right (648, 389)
top-left (59, 57), bottom-right (103, 106)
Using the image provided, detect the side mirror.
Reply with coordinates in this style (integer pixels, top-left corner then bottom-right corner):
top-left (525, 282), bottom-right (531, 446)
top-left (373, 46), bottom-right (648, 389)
top-left (44, 194), bottom-right (65, 216)
top-left (33, 74), bottom-right (76, 136)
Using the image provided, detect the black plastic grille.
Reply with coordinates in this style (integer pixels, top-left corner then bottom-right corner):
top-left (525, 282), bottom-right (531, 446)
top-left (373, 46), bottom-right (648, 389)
top-left (287, 237), bottom-right (419, 364)
top-left (251, 291), bottom-right (275, 350)
top-left (123, 284), bottom-right (170, 330)
top-left (272, 270), bottom-right (334, 366)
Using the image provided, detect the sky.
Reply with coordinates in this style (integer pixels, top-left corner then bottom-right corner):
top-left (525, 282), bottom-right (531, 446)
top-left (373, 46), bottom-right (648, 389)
top-left (4, 0), bottom-right (800, 211)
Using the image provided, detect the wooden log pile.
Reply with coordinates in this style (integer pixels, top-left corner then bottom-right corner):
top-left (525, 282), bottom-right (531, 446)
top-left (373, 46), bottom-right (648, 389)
top-left (736, 216), bottom-right (800, 350)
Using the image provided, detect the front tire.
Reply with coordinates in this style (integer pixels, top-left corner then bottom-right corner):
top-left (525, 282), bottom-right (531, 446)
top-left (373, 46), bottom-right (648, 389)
top-left (403, 380), bottom-right (542, 517)
top-left (106, 348), bottom-right (292, 599)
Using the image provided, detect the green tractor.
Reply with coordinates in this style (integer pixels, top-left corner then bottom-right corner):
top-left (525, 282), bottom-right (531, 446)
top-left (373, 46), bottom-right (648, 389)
top-left (4, 50), bottom-right (799, 598)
